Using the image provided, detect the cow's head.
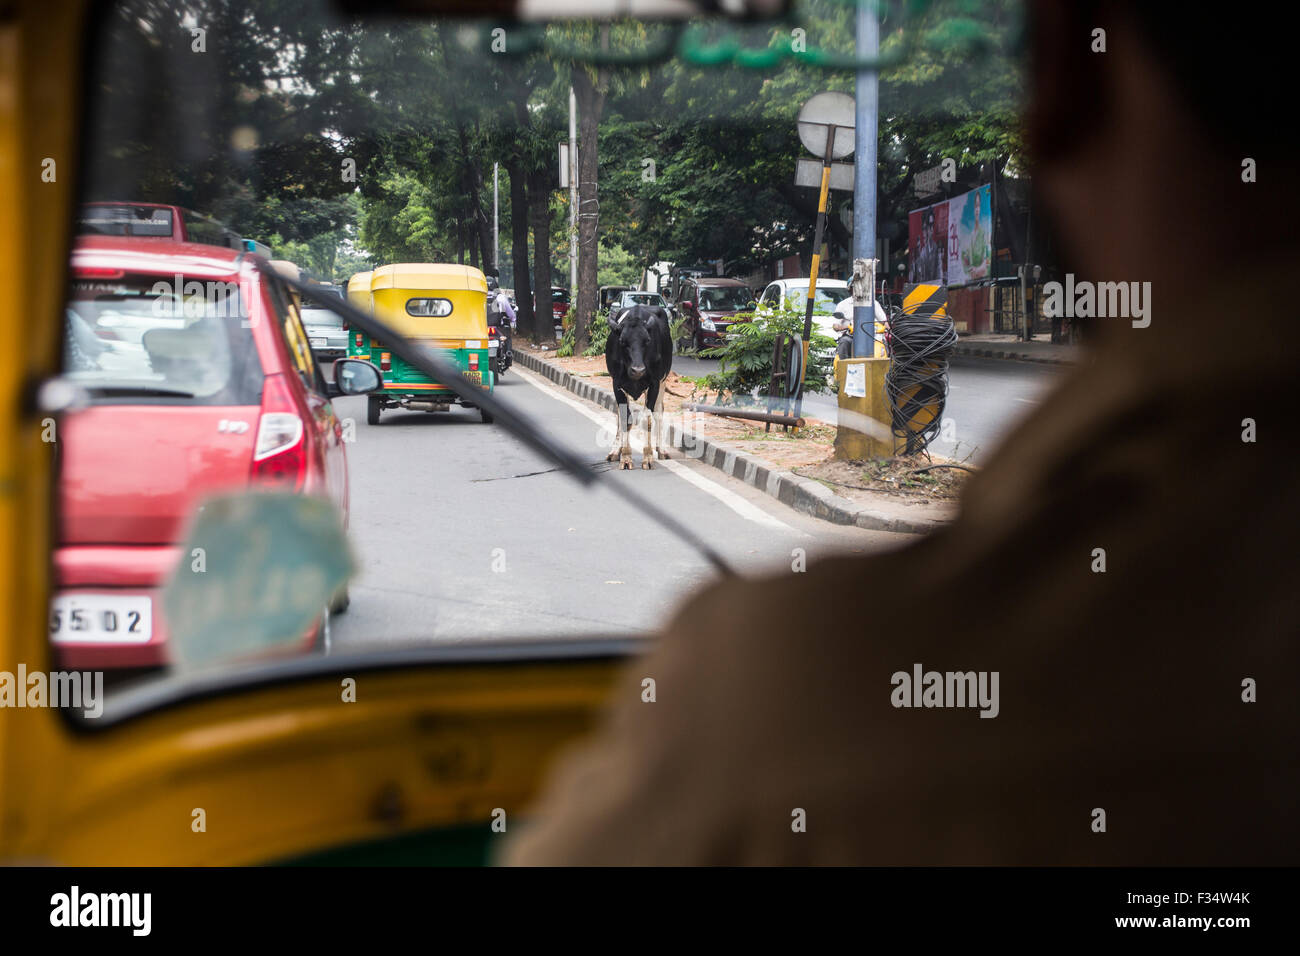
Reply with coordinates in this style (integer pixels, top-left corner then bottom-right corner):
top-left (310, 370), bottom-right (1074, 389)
top-left (609, 306), bottom-right (658, 380)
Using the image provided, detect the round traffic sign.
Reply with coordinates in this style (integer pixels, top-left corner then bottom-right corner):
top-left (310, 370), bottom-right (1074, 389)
top-left (797, 91), bottom-right (856, 160)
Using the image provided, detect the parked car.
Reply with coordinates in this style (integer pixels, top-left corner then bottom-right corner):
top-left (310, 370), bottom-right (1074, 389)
top-left (615, 289), bottom-right (672, 315)
top-left (52, 236), bottom-right (377, 671)
top-left (756, 277), bottom-right (850, 342)
top-left (674, 277), bottom-right (755, 351)
top-left (540, 286), bottom-right (568, 329)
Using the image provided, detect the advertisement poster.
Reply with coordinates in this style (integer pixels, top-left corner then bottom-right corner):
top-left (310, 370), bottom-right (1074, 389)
top-left (908, 184), bottom-right (993, 287)
top-left (907, 200), bottom-right (948, 284)
top-left (946, 184), bottom-right (992, 286)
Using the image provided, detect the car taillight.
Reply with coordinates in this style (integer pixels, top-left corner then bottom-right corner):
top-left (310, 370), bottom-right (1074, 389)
top-left (251, 374), bottom-right (307, 490)
top-left (468, 352), bottom-right (479, 371)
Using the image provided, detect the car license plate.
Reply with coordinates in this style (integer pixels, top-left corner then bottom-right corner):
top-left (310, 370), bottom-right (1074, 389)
top-left (310, 337), bottom-right (327, 348)
top-left (49, 593), bottom-right (152, 643)
top-left (464, 370), bottom-right (481, 383)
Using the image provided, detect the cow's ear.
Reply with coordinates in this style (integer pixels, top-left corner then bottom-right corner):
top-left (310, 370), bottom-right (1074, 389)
top-left (654, 307), bottom-right (672, 326)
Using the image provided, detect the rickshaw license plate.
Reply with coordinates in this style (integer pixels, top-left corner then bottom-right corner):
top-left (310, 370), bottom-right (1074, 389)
top-left (310, 337), bottom-right (326, 348)
top-left (464, 370), bottom-right (481, 383)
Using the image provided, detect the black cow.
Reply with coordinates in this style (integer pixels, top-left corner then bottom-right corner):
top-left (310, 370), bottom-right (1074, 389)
top-left (604, 305), bottom-right (673, 469)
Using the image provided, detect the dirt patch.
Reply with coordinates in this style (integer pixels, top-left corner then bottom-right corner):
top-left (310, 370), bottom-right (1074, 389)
top-left (795, 454), bottom-right (973, 508)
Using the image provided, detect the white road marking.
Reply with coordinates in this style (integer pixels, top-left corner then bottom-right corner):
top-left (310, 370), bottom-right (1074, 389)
top-left (515, 365), bottom-right (799, 533)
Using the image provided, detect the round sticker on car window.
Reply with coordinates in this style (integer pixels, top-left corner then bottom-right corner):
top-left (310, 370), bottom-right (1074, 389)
top-left (406, 298), bottom-right (453, 317)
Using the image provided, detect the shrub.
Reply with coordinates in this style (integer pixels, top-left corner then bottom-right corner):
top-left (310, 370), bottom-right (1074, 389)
top-left (555, 303), bottom-right (610, 358)
top-left (699, 305), bottom-right (837, 400)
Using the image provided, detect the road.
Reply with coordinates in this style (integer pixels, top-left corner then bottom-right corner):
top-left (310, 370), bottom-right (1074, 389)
top-left (672, 353), bottom-right (1062, 464)
top-left (329, 367), bottom-right (909, 651)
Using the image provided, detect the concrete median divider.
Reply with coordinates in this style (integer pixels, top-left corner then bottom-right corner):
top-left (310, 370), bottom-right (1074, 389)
top-left (516, 349), bottom-right (949, 536)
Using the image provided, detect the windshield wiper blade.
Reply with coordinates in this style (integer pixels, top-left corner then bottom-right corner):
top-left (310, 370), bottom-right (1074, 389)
top-left (282, 273), bottom-right (732, 575)
top-left (87, 383), bottom-right (197, 397)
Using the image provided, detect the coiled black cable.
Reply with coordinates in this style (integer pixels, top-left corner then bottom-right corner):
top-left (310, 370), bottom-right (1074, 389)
top-left (884, 303), bottom-right (958, 454)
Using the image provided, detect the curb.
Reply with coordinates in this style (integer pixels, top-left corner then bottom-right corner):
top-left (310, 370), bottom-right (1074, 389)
top-left (517, 349), bottom-right (947, 536)
top-left (952, 342), bottom-right (1075, 366)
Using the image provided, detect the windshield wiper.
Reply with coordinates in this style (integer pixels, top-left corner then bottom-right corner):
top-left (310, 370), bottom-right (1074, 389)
top-left (87, 383), bottom-right (197, 397)
top-left (282, 272), bottom-right (732, 575)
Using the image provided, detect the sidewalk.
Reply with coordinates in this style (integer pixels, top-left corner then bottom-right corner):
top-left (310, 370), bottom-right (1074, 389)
top-left (953, 332), bottom-right (1079, 365)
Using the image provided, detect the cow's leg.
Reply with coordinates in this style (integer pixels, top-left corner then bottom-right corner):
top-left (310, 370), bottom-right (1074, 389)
top-left (641, 384), bottom-right (659, 469)
top-left (654, 376), bottom-right (670, 459)
top-left (606, 392), bottom-right (630, 466)
top-left (611, 396), bottom-right (633, 470)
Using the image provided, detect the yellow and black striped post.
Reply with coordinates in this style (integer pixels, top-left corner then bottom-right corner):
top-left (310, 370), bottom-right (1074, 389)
top-left (902, 281), bottom-right (948, 318)
top-left (792, 127), bottom-right (838, 426)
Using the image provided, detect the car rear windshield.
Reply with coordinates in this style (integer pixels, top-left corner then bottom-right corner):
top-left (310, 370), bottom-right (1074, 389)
top-left (77, 204), bottom-right (175, 238)
top-left (780, 285), bottom-right (843, 313)
top-left (64, 274), bottom-right (262, 405)
top-left (623, 293), bottom-right (664, 307)
top-left (697, 286), bottom-right (752, 312)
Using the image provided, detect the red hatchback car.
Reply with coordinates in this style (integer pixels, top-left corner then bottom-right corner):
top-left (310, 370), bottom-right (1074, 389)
top-left (52, 237), bottom-right (353, 670)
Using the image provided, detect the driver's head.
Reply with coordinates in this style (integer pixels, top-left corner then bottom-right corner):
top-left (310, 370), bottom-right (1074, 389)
top-left (1026, 2), bottom-right (1293, 329)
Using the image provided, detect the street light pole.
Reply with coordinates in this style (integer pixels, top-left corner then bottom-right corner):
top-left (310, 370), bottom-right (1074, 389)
top-left (568, 86), bottom-right (578, 297)
top-left (852, 0), bottom-right (879, 358)
top-left (493, 161), bottom-right (499, 274)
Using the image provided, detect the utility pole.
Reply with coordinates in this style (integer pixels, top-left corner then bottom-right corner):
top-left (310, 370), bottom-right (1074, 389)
top-left (568, 86), bottom-right (578, 298)
top-left (851, 0), bottom-right (879, 358)
top-left (492, 162), bottom-right (499, 274)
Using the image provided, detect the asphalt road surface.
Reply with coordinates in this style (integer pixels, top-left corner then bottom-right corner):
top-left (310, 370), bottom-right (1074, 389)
top-left (328, 367), bottom-right (911, 651)
top-left (671, 353), bottom-right (1063, 464)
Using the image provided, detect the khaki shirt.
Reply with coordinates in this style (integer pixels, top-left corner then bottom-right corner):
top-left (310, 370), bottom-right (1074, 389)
top-left (506, 281), bottom-right (1300, 865)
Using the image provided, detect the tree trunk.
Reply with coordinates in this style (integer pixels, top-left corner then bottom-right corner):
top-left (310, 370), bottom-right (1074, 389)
top-left (507, 160), bottom-right (535, 340)
top-left (571, 39), bottom-right (611, 354)
top-left (528, 168), bottom-right (553, 345)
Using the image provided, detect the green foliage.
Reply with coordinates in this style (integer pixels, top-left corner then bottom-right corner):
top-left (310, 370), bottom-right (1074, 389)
top-left (597, 242), bottom-right (642, 287)
top-left (669, 314), bottom-right (689, 351)
top-left (556, 328), bottom-right (574, 358)
top-left (85, 2), bottom-right (1025, 322)
top-left (700, 305), bottom-right (836, 400)
top-left (557, 301), bottom-right (610, 357)
top-left (584, 312), bottom-right (611, 357)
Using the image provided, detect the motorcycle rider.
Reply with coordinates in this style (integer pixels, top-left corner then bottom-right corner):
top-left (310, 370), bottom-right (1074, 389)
top-left (486, 273), bottom-right (515, 375)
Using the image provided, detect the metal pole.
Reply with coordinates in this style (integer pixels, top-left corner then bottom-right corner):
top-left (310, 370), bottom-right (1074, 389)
top-left (793, 129), bottom-right (836, 423)
top-left (852, 0), bottom-right (879, 358)
top-left (568, 86), bottom-right (578, 298)
top-left (492, 162), bottom-right (499, 274)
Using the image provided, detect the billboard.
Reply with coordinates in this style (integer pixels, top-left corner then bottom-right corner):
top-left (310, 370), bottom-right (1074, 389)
top-left (908, 184), bottom-right (992, 287)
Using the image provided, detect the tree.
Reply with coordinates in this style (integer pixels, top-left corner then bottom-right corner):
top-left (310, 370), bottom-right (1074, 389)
top-left (568, 24), bottom-right (613, 353)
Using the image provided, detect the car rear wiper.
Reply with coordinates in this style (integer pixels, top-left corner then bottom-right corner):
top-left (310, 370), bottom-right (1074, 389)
top-left (86, 383), bottom-right (197, 398)
top-left (281, 272), bottom-right (732, 575)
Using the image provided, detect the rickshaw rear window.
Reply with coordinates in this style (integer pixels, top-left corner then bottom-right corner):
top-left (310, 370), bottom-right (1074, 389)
top-left (406, 297), bottom-right (453, 317)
